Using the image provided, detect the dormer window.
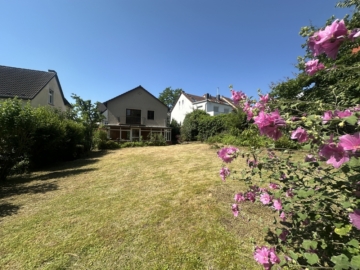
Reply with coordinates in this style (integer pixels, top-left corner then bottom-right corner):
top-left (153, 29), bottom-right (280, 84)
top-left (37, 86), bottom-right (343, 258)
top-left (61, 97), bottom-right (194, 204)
top-left (49, 89), bottom-right (54, 105)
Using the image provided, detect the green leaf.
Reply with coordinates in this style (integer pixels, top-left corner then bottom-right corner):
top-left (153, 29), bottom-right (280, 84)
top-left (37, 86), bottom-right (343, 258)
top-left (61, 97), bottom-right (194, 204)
top-left (321, 239), bottom-right (328, 249)
top-left (302, 240), bottom-right (318, 250)
top-left (335, 225), bottom-right (352, 236)
top-left (297, 189), bottom-right (307, 198)
top-left (331, 254), bottom-right (350, 270)
top-left (345, 115), bottom-right (358, 125)
top-left (342, 201), bottom-right (352, 208)
top-left (288, 250), bottom-right (298, 260)
top-left (349, 157), bottom-right (360, 170)
top-left (351, 255), bottom-right (360, 269)
top-left (298, 212), bottom-right (308, 221)
top-left (303, 253), bottom-right (319, 265)
top-left (348, 239), bottom-right (359, 248)
top-left (302, 144), bottom-right (311, 150)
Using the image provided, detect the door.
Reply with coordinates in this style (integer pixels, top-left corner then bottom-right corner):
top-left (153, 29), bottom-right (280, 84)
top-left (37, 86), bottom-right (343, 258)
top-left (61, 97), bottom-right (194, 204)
top-left (131, 129), bottom-right (140, 141)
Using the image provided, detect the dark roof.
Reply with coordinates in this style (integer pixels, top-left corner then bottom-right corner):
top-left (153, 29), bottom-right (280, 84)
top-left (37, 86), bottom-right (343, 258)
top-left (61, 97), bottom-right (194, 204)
top-left (0, 65), bottom-right (70, 106)
top-left (103, 85), bottom-right (169, 109)
top-left (183, 92), bottom-right (234, 106)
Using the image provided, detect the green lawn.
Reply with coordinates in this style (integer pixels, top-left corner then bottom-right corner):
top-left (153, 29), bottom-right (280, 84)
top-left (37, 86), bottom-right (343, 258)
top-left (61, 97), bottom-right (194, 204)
top-left (0, 143), bottom-right (276, 269)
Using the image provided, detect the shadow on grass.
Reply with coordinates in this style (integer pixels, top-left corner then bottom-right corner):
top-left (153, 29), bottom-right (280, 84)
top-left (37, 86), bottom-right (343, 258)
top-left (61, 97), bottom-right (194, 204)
top-left (0, 167), bottom-right (96, 199)
top-left (0, 202), bottom-right (20, 219)
top-left (32, 150), bottom-right (112, 172)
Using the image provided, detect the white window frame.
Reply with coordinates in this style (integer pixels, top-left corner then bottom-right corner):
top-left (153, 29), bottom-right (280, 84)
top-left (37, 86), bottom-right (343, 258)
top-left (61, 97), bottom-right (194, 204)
top-left (49, 89), bottom-right (54, 105)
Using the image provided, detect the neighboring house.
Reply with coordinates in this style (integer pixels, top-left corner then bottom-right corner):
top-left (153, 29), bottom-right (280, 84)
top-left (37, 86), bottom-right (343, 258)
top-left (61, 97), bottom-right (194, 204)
top-left (0, 65), bottom-right (71, 111)
top-left (171, 91), bottom-right (235, 124)
top-left (99, 85), bottom-right (171, 142)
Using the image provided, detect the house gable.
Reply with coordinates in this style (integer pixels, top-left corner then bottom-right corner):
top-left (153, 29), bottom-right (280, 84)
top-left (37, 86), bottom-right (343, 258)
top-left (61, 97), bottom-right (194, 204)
top-left (104, 85), bottom-right (169, 127)
top-left (0, 65), bottom-right (70, 111)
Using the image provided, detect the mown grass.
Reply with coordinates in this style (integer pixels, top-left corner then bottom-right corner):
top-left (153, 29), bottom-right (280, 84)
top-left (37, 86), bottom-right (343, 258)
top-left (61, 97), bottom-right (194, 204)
top-left (0, 143), bottom-right (277, 269)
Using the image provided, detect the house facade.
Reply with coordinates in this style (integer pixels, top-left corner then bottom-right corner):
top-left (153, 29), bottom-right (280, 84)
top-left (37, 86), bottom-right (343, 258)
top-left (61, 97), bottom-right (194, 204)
top-left (100, 85), bottom-right (171, 142)
top-left (0, 65), bottom-right (70, 111)
top-left (171, 92), bottom-right (235, 124)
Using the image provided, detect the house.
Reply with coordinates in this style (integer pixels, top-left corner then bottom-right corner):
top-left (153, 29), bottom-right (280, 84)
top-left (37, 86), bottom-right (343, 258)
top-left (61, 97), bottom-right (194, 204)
top-left (171, 91), bottom-right (235, 124)
top-left (100, 85), bottom-right (171, 142)
top-left (0, 65), bottom-right (71, 111)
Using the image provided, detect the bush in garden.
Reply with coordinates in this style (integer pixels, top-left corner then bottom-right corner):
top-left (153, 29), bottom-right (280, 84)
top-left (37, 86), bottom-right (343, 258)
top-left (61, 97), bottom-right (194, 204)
top-left (102, 140), bottom-right (121, 149)
top-left (0, 99), bottom-right (35, 180)
top-left (217, 5), bottom-right (360, 269)
top-left (29, 106), bottom-right (86, 168)
top-left (146, 133), bottom-right (167, 146)
top-left (181, 110), bottom-right (209, 141)
top-left (170, 119), bottom-right (181, 143)
top-left (92, 129), bottom-right (109, 150)
top-left (197, 114), bottom-right (226, 141)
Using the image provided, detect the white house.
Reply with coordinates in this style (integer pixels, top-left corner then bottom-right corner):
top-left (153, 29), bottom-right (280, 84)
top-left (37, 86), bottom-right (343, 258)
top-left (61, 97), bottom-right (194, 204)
top-left (171, 92), bottom-right (235, 124)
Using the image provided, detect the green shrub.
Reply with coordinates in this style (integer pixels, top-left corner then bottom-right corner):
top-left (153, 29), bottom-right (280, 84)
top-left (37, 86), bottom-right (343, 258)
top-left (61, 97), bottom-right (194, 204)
top-left (181, 110), bottom-right (209, 141)
top-left (121, 141), bottom-right (145, 148)
top-left (170, 119), bottom-right (181, 143)
top-left (274, 134), bottom-right (300, 150)
top-left (0, 99), bottom-right (36, 180)
top-left (147, 133), bottom-right (167, 146)
top-left (223, 109), bottom-right (248, 131)
top-left (197, 114), bottom-right (226, 141)
top-left (30, 107), bottom-right (86, 168)
top-left (92, 129), bottom-right (108, 150)
top-left (100, 140), bottom-right (121, 149)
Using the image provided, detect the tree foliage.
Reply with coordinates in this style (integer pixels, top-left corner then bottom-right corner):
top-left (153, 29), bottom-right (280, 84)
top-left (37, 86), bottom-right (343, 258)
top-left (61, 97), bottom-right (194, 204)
top-left (0, 99), bottom-right (86, 180)
top-left (0, 99), bottom-right (35, 181)
top-left (270, 0), bottom-right (360, 113)
top-left (70, 94), bottom-right (104, 151)
top-left (158, 87), bottom-right (182, 109)
top-left (180, 110), bottom-right (209, 141)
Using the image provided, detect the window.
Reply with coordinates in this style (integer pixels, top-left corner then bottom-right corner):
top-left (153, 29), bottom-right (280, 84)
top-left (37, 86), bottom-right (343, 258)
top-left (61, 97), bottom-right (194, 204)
top-left (224, 108), bottom-right (229, 113)
top-left (126, 109), bottom-right (141, 124)
top-left (197, 105), bottom-right (203, 109)
top-left (147, 110), bottom-right (154, 120)
top-left (49, 89), bottom-right (54, 105)
top-left (214, 106), bottom-right (219, 112)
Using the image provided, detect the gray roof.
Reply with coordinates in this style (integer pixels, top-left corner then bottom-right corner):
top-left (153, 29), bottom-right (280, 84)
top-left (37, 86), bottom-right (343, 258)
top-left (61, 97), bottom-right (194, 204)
top-left (0, 65), bottom-right (70, 105)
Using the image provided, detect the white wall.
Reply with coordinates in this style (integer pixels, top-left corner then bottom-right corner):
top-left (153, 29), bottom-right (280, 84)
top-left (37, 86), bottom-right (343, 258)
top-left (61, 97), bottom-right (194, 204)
top-left (171, 94), bottom-right (234, 124)
top-left (170, 93), bottom-right (195, 124)
top-left (205, 102), bottom-right (233, 116)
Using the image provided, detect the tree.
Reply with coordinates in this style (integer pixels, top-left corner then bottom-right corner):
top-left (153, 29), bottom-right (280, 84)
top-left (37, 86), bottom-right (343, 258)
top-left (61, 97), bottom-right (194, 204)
top-left (270, 0), bottom-right (360, 113)
top-left (158, 87), bottom-right (183, 109)
top-left (70, 94), bottom-right (104, 151)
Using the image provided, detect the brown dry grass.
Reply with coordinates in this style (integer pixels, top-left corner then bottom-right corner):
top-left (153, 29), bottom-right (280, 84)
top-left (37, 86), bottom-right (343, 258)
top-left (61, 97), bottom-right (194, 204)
top-left (0, 143), bottom-right (276, 269)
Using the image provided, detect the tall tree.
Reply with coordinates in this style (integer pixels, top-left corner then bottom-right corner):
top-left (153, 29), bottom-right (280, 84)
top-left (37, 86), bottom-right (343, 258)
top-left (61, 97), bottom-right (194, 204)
top-left (158, 87), bottom-right (183, 109)
top-left (70, 94), bottom-right (104, 151)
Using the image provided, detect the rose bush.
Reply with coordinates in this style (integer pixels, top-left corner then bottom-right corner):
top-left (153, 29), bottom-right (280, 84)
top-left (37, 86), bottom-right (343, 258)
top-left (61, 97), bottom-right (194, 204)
top-left (218, 7), bottom-right (360, 269)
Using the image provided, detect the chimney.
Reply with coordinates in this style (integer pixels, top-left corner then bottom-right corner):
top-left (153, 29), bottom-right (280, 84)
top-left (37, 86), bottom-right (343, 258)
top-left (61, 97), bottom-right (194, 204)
top-left (205, 93), bottom-right (210, 99)
top-left (216, 94), bottom-right (220, 101)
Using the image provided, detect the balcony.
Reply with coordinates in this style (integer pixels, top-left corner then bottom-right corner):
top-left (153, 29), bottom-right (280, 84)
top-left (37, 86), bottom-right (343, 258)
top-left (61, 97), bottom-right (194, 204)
top-left (126, 116), bottom-right (142, 125)
top-left (113, 115), bottom-right (168, 127)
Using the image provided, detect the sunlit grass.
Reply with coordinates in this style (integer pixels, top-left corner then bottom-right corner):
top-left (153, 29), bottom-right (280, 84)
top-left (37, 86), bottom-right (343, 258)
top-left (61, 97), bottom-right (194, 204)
top-left (0, 143), bottom-right (276, 269)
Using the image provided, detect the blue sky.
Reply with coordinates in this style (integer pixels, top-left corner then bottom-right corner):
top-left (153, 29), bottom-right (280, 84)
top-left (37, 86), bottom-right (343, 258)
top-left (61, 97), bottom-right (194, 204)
top-left (0, 0), bottom-right (353, 104)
